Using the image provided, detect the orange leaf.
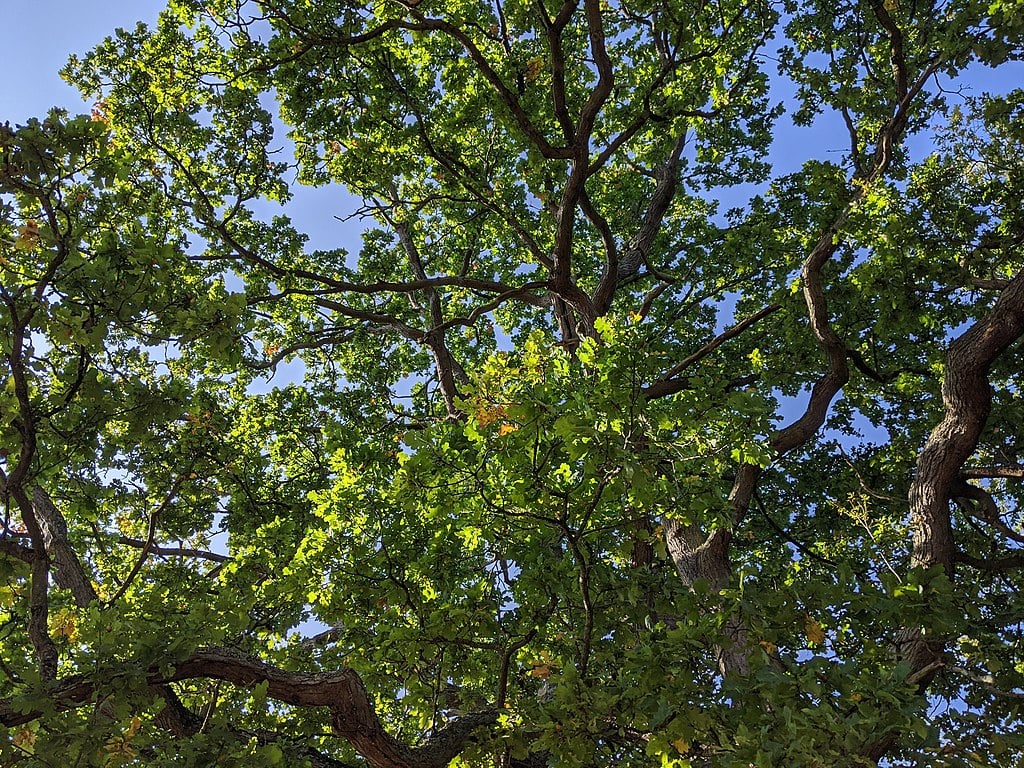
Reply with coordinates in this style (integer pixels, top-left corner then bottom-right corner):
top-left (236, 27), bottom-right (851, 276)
top-left (13, 728), bottom-right (36, 749)
top-left (126, 716), bottom-right (142, 738)
top-left (15, 220), bottom-right (39, 250)
top-left (804, 616), bottom-right (825, 646)
top-left (476, 404), bottom-right (507, 427)
top-left (528, 663), bottom-right (553, 679)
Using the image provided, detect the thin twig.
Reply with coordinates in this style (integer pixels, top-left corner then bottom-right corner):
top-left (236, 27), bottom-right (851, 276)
top-left (105, 475), bottom-right (189, 606)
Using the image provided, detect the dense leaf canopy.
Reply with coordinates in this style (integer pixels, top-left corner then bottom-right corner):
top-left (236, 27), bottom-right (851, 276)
top-left (2, 0), bottom-right (1024, 765)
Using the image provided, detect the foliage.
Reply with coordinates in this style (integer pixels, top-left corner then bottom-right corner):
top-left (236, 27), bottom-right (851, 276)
top-left (3, 0), bottom-right (1024, 766)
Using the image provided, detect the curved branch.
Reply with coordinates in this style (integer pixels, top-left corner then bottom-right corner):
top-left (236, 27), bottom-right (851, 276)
top-left (878, 271), bottom-right (1024, 755)
top-left (910, 271), bottom-right (1024, 576)
top-left (0, 647), bottom-right (497, 768)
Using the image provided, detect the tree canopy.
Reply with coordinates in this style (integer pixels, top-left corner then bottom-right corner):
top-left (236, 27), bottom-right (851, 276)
top-left (2, 0), bottom-right (1024, 765)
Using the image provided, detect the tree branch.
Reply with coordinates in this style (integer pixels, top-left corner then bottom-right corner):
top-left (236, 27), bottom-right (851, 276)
top-left (0, 647), bottom-right (498, 768)
top-left (645, 303), bottom-right (780, 399)
top-left (0, 538), bottom-right (35, 563)
top-left (32, 486), bottom-right (99, 606)
top-left (116, 536), bottom-right (230, 563)
top-left (962, 465), bottom-right (1024, 479)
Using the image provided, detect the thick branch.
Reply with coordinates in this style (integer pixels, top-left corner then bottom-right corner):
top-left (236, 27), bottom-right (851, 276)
top-left (8, 484), bottom-right (58, 680)
top-left (0, 538), bottom-right (35, 563)
top-left (880, 271), bottom-right (1024, 754)
top-left (593, 132), bottom-right (687, 312)
top-left (0, 647), bottom-right (498, 768)
top-left (32, 486), bottom-right (99, 606)
top-left (910, 271), bottom-right (1024, 576)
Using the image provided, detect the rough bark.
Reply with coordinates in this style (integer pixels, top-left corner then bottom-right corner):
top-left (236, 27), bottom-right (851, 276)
top-left (904, 271), bottom-right (1024, 665)
top-left (32, 485), bottom-right (100, 606)
top-left (865, 271), bottom-right (1024, 764)
top-left (909, 274), bottom-right (1024, 573)
top-left (0, 646), bottom-right (496, 768)
top-left (1, 484), bottom-right (496, 765)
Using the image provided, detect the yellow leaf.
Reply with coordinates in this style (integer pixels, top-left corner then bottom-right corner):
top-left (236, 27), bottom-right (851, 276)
top-left (498, 423), bottom-right (519, 436)
top-left (883, 0), bottom-right (897, 10)
top-left (528, 650), bottom-right (557, 678)
top-left (759, 639), bottom-right (777, 655)
top-left (13, 728), bottom-right (36, 749)
top-left (528, 663), bottom-right (553, 679)
top-left (671, 738), bottom-right (690, 754)
top-left (525, 57), bottom-right (544, 81)
top-left (104, 739), bottom-right (136, 758)
top-left (804, 616), bottom-right (825, 646)
top-left (475, 404), bottom-right (507, 427)
top-left (15, 220), bottom-right (39, 251)
top-left (51, 608), bottom-right (78, 642)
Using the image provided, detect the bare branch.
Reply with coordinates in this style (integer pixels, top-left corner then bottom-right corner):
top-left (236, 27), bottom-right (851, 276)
top-left (645, 303), bottom-right (780, 399)
top-left (962, 465), bottom-right (1024, 479)
top-left (116, 537), bottom-right (231, 563)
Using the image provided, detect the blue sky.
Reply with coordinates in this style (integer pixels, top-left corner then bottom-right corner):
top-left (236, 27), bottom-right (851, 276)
top-left (1, 1), bottom-right (165, 124)
top-left (0, 1), bottom-right (368, 254)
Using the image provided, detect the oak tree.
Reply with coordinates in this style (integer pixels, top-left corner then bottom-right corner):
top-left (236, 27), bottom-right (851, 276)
top-left (3, 0), bottom-right (1024, 765)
